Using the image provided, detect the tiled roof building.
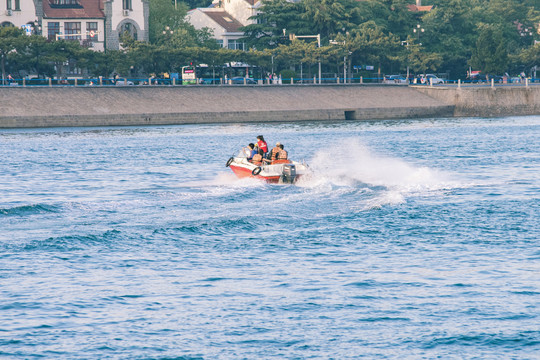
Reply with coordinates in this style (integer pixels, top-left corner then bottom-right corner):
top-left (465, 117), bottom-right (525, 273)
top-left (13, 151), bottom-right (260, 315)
top-left (0, 0), bottom-right (149, 51)
top-left (188, 0), bottom-right (262, 50)
top-left (407, 0), bottom-right (433, 12)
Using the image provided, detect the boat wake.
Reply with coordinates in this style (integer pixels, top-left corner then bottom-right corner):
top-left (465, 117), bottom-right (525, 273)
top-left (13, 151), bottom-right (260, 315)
top-left (297, 139), bottom-right (459, 209)
top-left (179, 139), bottom-right (462, 211)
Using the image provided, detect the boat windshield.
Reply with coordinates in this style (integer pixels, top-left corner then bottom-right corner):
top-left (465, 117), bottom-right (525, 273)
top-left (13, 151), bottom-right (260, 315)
top-left (236, 147), bottom-right (251, 158)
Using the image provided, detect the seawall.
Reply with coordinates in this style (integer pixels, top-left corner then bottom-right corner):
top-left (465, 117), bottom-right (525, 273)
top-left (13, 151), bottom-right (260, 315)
top-left (414, 86), bottom-right (540, 117)
top-left (0, 84), bottom-right (538, 128)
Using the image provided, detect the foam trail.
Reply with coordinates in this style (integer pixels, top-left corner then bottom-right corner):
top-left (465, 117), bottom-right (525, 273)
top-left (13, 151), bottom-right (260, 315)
top-left (304, 139), bottom-right (455, 195)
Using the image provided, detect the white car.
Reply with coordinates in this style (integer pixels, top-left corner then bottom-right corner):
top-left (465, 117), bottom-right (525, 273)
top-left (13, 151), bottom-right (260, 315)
top-left (383, 75), bottom-right (408, 84)
top-left (419, 74), bottom-right (444, 85)
top-left (115, 79), bottom-right (134, 86)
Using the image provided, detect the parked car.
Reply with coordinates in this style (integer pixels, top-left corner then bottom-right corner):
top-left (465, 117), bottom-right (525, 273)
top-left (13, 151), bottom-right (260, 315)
top-left (418, 74), bottom-right (444, 85)
top-left (231, 76), bottom-right (257, 84)
top-left (84, 78), bottom-right (115, 86)
top-left (488, 75), bottom-right (505, 83)
top-left (27, 77), bottom-right (50, 86)
top-left (383, 75), bottom-right (407, 84)
top-left (115, 79), bottom-right (134, 86)
top-left (510, 76), bottom-right (522, 83)
top-left (470, 73), bottom-right (488, 83)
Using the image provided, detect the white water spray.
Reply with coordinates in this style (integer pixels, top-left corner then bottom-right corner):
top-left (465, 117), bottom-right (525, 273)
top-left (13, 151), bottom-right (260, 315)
top-left (300, 139), bottom-right (457, 207)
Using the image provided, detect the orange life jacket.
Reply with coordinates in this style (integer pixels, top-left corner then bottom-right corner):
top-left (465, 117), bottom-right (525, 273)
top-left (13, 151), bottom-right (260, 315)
top-left (270, 147), bottom-right (280, 160)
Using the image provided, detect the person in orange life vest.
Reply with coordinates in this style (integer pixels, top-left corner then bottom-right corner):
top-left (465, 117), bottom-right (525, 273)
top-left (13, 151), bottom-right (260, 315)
top-left (270, 142), bottom-right (281, 160)
top-left (256, 135), bottom-right (268, 156)
top-left (246, 143), bottom-right (257, 160)
top-left (277, 144), bottom-right (288, 160)
top-left (251, 148), bottom-right (264, 165)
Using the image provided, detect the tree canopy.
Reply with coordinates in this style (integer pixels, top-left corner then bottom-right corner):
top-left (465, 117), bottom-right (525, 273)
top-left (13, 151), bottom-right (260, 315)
top-left (2, 0), bottom-right (540, 81)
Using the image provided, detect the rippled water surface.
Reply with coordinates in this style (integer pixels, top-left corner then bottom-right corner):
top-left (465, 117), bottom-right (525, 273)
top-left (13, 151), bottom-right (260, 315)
top-left (1, 117), bottom-right (540, 359)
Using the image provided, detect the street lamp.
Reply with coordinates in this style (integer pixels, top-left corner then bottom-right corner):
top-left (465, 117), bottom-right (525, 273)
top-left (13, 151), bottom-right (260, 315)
top-left (519, 26), bottom-right (534, 45)
top-left (163, 26), bottom-right (173, 35)
top-left (289, 32), bottom-right (321, 84)
top-left (401, 40), bottom-right (410, 82)
top-left (330, 38), bottom-right (350, 83)
top-left (413, 24), bottom-right (424, 44)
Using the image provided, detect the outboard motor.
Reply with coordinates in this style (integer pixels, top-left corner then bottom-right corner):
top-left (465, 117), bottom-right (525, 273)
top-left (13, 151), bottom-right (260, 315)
top-left (280, 164), bottom-right (297, 184)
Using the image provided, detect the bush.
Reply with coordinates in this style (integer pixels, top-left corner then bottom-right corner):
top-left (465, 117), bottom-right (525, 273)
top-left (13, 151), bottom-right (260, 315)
top-left (280, 69), bottom-right (296, 84)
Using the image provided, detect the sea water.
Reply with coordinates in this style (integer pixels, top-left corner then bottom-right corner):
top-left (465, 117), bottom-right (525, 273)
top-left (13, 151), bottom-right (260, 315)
top-left (1, 116), bottom-right (539, 359)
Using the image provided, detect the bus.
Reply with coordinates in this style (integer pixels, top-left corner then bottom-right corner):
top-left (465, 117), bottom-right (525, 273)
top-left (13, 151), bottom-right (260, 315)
top-left (181, 65), bottom-right (197, 85)
top-left (180, 63), bottom-right (263, 84)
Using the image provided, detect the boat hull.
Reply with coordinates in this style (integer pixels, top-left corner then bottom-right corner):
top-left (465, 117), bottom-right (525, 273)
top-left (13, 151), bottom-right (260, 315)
top-left (227, 157), bottom-right (308, 184)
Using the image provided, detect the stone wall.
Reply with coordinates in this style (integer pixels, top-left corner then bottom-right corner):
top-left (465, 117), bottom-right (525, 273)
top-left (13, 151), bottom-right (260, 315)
top-left (1, 84), bottom-right (538, 129)
top-left (414, 86), bottom-right (540, 117)
top-left (0, 85), bottom-right (452, 128)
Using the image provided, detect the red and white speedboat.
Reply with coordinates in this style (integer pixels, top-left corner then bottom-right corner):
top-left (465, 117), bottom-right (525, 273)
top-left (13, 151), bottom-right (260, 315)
top-left (226, 148), bottom-right (309, 184)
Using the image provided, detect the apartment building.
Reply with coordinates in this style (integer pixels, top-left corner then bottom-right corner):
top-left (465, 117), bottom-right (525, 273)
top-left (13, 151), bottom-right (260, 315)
top-left (0, 0), bottom-right (149, 51)
top-left (187, 0), bottom-right (261, 50)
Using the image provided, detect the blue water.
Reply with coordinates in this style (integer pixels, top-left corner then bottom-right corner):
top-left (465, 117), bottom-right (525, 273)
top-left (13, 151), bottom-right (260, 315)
top-left (1, 117), bottom-right (539, 359)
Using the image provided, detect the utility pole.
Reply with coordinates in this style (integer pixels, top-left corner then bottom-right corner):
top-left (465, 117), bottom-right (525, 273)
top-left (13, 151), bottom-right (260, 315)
top-left (289, 33), bottom-right (321, 84)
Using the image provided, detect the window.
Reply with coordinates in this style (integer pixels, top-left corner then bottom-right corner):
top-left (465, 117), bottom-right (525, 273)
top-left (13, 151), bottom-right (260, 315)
top-left (5, 0), bottom-right (21, 11)
top-left (86, 22), bottom-right (98, 41)
top-left (50, 0), bottom-right (81, 8)
top-left (48, 22), bottom-right (60, 41)
top-left (123, 0), bottom-right (132, 10)
top-left (121, 22), bottom-right (137, 40)
top-left (52, 0), bottom-right (79, 4)
top-left (65, 22), bottom-right (81, 40)
top-left (216, 39), bottom-right (223, 48)
top-left (66, 60), bottom-right (82, 75)
top-left (227, 39), bottom-right (244, 51)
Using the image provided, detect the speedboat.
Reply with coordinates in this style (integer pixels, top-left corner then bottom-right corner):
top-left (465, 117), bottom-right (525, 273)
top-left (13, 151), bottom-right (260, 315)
top-left (226, 148), bottom-right (309, 184)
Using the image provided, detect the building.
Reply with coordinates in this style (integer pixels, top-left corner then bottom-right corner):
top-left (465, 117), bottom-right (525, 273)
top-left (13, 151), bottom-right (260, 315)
top-left (187, 0), bottom-right (261, 50)
top-left (407, 0), bottom-right (433, 12)
top-left (0, 0), bottom-right (38, 31)
top-left (0, 0), bottom-right (149, 51)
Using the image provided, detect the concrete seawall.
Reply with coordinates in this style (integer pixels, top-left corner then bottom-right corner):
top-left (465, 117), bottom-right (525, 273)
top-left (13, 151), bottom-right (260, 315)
top-left (415, 86), bottom-right (540, 117)
top-left (0, 84), bottom-right (538, 128)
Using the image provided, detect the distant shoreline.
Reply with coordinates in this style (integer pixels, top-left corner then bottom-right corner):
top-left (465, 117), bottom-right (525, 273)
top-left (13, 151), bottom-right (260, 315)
top-left (1, 84), bottom-right (539, 129)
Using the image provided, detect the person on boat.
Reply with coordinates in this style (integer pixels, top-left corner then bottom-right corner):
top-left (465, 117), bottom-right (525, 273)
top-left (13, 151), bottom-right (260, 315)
top-left (246, 143), bottom-right (257, 160)
top-left (269, 142), bottom-right (281, 161)
top-left (251, 148), bottom-right (264, 165)
top-left (256, 135), bottom-right (268, 157)
top-left (277, 144), bottom-right (288, 160)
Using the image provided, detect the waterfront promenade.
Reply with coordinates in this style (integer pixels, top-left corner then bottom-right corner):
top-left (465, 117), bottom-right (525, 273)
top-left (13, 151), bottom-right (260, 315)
top-left (1, 84), bottom-right (539, 128)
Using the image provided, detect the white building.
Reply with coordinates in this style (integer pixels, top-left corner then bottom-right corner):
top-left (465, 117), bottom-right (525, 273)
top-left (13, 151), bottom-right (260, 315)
top-left (0, 0), bottom-right (37, 30)
top-left (187, 0), bottom-right (261, 50)
top-left (0, 0), bottom-right (149, 51)
top-left (103, 0), bottom-right (149, 50)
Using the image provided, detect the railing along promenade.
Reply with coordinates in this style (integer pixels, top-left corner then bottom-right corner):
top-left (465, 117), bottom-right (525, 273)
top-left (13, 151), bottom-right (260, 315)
top-left (1, 76), bottom-right (539, 87)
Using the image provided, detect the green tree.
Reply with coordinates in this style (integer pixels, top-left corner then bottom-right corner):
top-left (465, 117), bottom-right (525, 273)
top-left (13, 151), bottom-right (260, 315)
top-left (149, 0), bottom-right (214, 48)
top-left (0, 27), bottom-right (27, 84)
top-left (86, 50), bottom-right (124, 77)
top-left (420, 0), bottom-right (476, 78)
top-left (241, 0), bottom-right (307, 50)
top-left (350, 21), bottom-right (401, 80)
top-left (20, 35), bottom-right (59, 78)
top-left (470, 25), bottom-right (508, 74)
top-left (406, 41), bottom-right (443, 75)
top-left (182, 0), bottom-right (212, 8)
top-left (301, 0), bottom-right (357, 40)
top-left (517, 43), bottom-right (540, 75)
